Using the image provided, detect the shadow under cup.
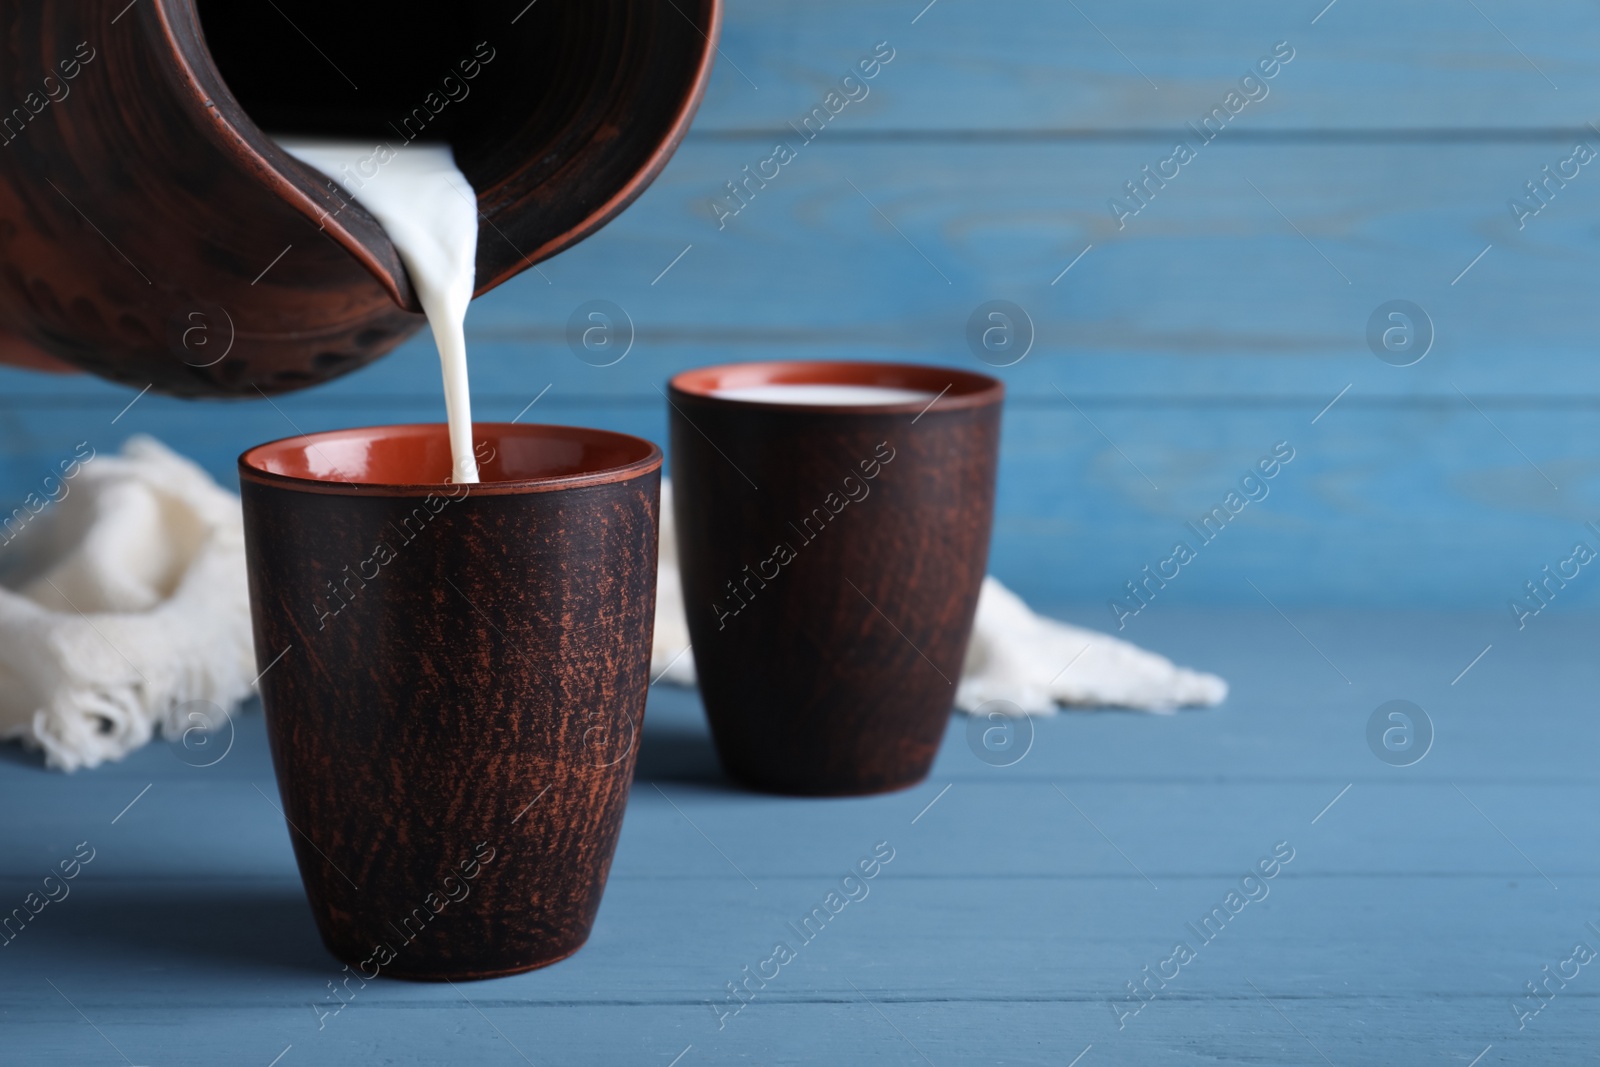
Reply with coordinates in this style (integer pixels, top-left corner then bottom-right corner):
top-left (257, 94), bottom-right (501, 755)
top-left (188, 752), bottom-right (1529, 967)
top-left (669, 362), bottom-right (1004, 796)
top-left (238, 423), bottom-right (660, 981)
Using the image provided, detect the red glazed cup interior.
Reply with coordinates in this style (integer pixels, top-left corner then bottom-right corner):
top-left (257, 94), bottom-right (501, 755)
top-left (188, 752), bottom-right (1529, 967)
top-left (239, 422), bottom-right (659, 491)
top-left (668, 360), bottom-right (1002, 413)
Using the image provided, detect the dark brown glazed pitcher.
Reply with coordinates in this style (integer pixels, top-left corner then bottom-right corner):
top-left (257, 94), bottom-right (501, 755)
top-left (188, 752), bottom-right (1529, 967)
top-left (239, 423), bottom-right (660, 979)
top-left (669, 361), bottom-right (1004, 796)
top-left (0, 0), bottom-right (718, 395)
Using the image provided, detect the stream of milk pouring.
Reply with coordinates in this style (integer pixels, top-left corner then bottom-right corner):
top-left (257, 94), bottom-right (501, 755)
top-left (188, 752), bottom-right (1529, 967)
top-left (274, 138), bottom-right (482, 483)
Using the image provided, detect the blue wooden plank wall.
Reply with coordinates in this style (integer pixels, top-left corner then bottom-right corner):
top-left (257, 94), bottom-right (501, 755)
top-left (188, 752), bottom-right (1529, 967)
top-left (4, 0), bottom-right (1600, 621)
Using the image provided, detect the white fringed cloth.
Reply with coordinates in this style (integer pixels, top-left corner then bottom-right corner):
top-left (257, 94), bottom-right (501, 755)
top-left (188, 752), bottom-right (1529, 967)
top-left (0, 443), bottom-right (1222, 771)
top-left (0, 437), bottom-right (255, 770)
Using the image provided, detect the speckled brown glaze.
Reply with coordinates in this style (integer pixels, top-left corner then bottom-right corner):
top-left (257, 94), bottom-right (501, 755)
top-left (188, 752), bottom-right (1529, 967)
top-left (0, 0), bottom-right (718, 396)
top-left (668, 362), bottom-right (1004, 796)
top-left (239, 423), bottom-right (661, 980)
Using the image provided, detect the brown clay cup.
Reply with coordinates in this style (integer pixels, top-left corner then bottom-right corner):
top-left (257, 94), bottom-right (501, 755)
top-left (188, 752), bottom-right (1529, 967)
top-left (668, 361), bottom-right (1004, 796)
top-left (238, 423), bottom-right (660, 980)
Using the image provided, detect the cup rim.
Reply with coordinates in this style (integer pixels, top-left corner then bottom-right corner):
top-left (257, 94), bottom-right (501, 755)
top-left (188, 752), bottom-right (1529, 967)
top-left (238, 422), bottom-right (662, 497)
top-left (667, 360), bottom-right (1004, 414)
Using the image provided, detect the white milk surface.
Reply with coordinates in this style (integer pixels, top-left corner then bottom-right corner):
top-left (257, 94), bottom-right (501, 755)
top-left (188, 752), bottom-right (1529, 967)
top-left (710, 384), bottom-right (936, 406)
top-left (275, 137), bottom-right (482, 483)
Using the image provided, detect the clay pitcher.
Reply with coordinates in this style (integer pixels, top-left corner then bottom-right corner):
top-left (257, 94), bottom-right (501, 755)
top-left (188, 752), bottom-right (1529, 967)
top-left (0, 0), bottom-right (718, 396)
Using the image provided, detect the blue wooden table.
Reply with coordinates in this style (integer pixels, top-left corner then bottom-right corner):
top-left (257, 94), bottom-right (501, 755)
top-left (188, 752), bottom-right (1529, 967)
top-left (6, 0), bottom-right (1600, 1062)
top-left (3, 607), bottom-right (1596, 1065)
